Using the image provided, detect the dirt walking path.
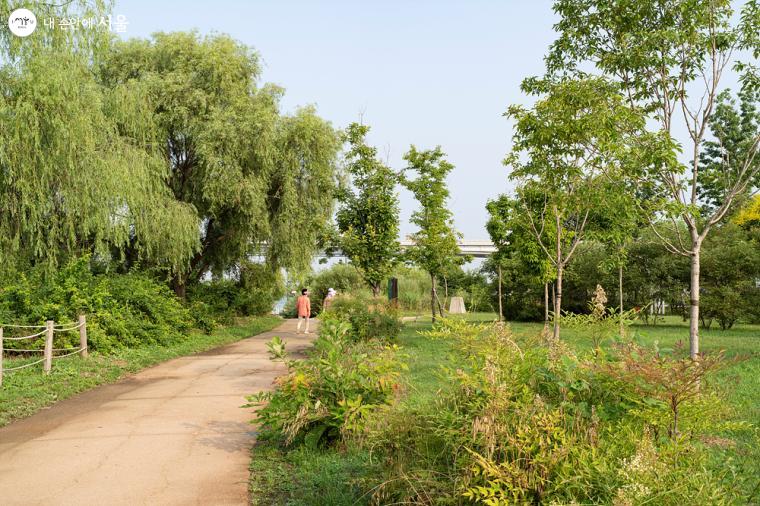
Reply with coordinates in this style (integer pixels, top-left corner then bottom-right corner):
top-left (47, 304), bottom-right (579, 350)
top-left (0, 318), bottom-right (315, 506)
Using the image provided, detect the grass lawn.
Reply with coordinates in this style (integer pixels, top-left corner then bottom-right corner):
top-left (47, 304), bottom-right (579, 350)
top-left (0, 315), bottom-right (282, 427)
top-left (249, 313), bottom-right (760, 505)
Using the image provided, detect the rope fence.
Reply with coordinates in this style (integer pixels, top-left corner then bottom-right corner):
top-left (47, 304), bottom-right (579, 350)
top-left (0, 315), bottom-right (88, 386)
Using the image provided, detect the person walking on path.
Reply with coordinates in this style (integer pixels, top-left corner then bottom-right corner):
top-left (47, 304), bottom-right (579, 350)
top-left (323, 287), bottom-right (337, 312)
top-left (296, 288), bottom-right (312, 334)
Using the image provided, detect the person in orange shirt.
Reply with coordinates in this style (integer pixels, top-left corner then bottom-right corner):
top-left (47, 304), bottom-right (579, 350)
top-left (295, 288), bottom-right (311, 334)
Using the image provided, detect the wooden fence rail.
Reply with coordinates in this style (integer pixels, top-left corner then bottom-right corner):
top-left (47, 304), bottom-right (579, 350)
top-left (0, 315), bottom-right (88, 386)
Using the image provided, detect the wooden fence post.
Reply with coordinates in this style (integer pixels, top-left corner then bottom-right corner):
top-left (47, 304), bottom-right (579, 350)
top-left (0, 327), bottom-right (4, 386)
top-left (78, 315), bottom-right (88, 358)
top-left (44, 320), bottom-right (54, 374)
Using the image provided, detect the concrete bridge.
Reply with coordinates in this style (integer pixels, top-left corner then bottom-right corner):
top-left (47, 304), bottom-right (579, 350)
top-left (398, 239), bottom-right (497, 258)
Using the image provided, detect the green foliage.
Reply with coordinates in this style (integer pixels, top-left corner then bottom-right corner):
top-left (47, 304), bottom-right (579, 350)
top-left (0, 24), bottom-right (199, 275)
top-left (361, 318), bottom-right (741, 505)
top-left (545, 0), bottom-right (760, 355)
top-left (505, 77), bottom-right (660, 339)
top-left (0, 257), bottom-right (193, 352)
top-left (305, 263), bottom-right (367, 314)
top-left (401, 146), bottom-right (462, 320)
top-left (99, 32), bottom-right (340, 293)
top-left (323, 296), bottom-right (402, 343)
top-left (561, 284), bottom-right (639, 352)
top-left (394, 266), bottom-right (432, 313)
top-left (336, 123), bottom-right (400, 296)
top-left (700, 224), bottom-right (760, 329)
top-left (699, 88), bottom-right (760, 213)
top-left (250, 311), bottom-right (404, 448)
top-left (186, 268), bottom-right (281, 326)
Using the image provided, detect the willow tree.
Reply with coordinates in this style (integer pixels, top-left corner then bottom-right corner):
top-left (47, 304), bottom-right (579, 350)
top-left (100, 32), bottom-right (339, 295)
top-left (0, 1), bottom-right (199, 275)
top-left (547, 0), bottom-right (760, 358)
top-left (266, 107), bottom-right (342, 275)
top-left (401, 146), bottom-right (461, 322)
top-left (336, 123), bottom-right (400, 297)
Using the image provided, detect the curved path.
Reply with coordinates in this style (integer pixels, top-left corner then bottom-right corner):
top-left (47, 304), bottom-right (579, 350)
top-left (0, 319), bottom-right (314, 505)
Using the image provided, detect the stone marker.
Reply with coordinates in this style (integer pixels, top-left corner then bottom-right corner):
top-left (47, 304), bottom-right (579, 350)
top-left (449, 296), bottom-right (466, 314)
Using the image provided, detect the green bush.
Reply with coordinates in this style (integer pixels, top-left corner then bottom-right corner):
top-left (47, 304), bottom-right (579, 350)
top-left (0, 257), bottom-right (193, 352)
top-left (362, 318), bottom-right (738, 504)
top-left (303, 263), bottom-right (367, 314)
top-left (250, 314), bottom-right (404, 448)
top-left (187, 262), bottom-right (281, 323)
top-left (394, 266), bottom-right (431, 313)
top-left (323, 296), bottom-right (402, 343)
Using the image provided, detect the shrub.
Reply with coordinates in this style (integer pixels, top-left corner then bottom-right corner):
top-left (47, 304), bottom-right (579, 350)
top-left (363, 318), bottom-right (738, 505)
top-left (187, 263), bottom-right (281, 323)
top-left (306, 263), bottom-right (367, 314)
top-left (394, 266), bottom-right (431, 313)
top-left (250, 314), bottom-right (404, 448)
top-left (323, 296), bottom-right (402, 343)
top-left (0, 257), bottom-right (193, 352)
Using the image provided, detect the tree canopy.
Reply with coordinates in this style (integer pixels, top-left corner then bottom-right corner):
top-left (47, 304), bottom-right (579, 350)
top-left (401, 146), bottom-right (461, 320)
top-left (336, 123), bottom-right (400, 296)
top-left (99, 32), bottom-right (340, 294)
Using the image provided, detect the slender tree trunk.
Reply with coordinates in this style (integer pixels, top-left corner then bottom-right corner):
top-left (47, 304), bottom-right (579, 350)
top-left (553, 268), bottom-right (563, 341)
top-left (371, 283), bottom-right (381, 298)
top-left (544, 282), bottom-right (549, 328)
top-left (553, 211), bottom-right (562, 340)
top-left (551, 282), bottom-right (556, 320)
top-left (689, 245), bottom-right (702, 359)
top-left (431, 273), bottom-right (437, 323)
top-left (497, 265), bottom-right (504, 322)
top-left (435, 284), bottom-right (445, 318)
top-left (619, 264), bottom-right (625, 338)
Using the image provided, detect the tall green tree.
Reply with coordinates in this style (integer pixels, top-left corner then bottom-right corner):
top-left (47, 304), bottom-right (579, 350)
top-left (486, 195), bottom-right (554, 325)
top-left (266, 107), bottom-right (342, 275)
top-left (336, 123), bottom-right (400, 297)
top-left (100, 32), bottom-right (339, 295)
top-left (699, 88), bottom-right (760, 213)
top-left (593, 179), bottom-right (645, 337)
top-left (506, 78), bottom-right (654, 340)
top-left (401, 146), bottom-right (461, 322)
top-left (546, 0), bottom-right (760, 357)
top-left (0, 3), bottom-right (199, 275)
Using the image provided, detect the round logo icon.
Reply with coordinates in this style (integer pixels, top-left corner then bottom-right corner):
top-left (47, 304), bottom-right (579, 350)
top-left (8, 8), bottom-right (37, 37)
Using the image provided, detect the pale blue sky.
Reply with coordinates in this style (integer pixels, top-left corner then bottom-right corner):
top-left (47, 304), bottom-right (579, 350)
top-left (115, 0), bottom-right (559, 239)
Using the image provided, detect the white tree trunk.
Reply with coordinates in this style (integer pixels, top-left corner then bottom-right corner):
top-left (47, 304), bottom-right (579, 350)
top-left (553, 268), bottom-right (563, 341)
top-left (498, 265), bottom-right (504, 322)
top-left (619, 264), bottom-right (625, 338)
top-left (431, 273), bottom-right (437, 323)
top-left (689, 246), bottom-right (701, 359)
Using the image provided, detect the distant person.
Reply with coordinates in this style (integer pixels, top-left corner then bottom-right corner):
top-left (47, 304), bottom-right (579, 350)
top-left (296, 288), bottom-right (311, 334)
top-left (323, 288), bottom-right (337, 311)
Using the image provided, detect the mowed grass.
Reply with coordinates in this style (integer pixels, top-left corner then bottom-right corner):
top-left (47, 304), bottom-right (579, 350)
top-left (0, 315), bottom-right (282, 427)
top-left (249, 313), bottom-right (760, 505)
